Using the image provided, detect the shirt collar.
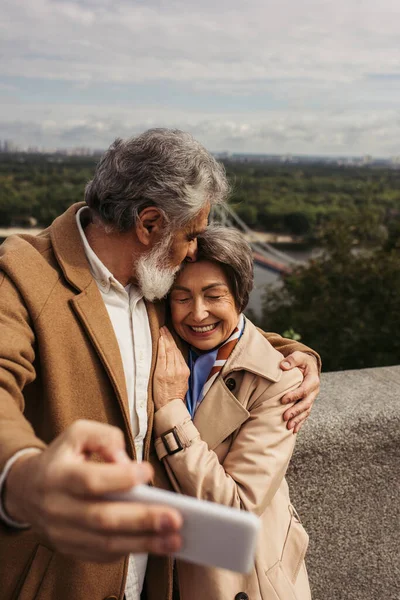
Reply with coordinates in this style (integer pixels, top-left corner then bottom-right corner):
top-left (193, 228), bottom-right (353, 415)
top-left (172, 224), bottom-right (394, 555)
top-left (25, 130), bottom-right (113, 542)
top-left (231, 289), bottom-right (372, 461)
top-left (75, 207), bottom-right (142, 301)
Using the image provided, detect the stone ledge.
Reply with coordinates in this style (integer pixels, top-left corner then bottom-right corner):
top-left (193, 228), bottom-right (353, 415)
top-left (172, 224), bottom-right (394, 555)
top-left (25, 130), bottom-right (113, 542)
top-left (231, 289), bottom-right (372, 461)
top-left (287, 366), bottom-right (400, 600)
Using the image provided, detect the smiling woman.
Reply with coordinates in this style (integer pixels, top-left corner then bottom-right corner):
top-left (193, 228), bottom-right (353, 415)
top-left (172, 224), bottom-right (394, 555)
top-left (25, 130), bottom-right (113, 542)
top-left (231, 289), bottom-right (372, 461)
top-left (152, 225), bottom-right (312, 600)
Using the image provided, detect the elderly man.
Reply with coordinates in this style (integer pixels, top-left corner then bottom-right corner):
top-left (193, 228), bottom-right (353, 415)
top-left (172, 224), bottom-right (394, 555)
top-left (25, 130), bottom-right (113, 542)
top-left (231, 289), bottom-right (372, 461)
top-left (0, 129), bottom-right (320, 600)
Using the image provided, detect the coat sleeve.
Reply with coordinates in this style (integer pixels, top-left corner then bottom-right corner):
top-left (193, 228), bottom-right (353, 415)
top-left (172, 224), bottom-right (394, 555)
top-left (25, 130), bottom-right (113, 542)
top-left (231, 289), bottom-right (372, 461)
top-left (153, 369), bottom-right (302, 516)
top-left (0, 272), bottom-right (46, 472)
top-left (258, 329), bottom-right (321, 372)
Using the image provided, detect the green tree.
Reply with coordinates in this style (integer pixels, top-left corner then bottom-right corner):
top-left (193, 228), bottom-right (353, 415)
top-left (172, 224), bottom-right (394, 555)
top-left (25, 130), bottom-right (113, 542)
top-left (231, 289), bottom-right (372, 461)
top-left (258, 219), bottom-right (400, 371)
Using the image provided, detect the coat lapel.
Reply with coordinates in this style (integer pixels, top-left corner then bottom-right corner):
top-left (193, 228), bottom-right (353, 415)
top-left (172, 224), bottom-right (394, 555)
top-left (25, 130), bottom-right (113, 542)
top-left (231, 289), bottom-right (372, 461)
top-left (70, 282), bottom-right (131, 437)
top-left (193, 376), bottom-right (249, 450)
top-left (50, 203), bottom-right (133, 450)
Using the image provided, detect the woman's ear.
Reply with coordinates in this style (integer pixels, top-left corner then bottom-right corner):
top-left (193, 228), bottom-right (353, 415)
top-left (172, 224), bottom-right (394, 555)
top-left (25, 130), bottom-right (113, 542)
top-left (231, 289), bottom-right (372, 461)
top-left (136, 207), bottom-right (165, 246)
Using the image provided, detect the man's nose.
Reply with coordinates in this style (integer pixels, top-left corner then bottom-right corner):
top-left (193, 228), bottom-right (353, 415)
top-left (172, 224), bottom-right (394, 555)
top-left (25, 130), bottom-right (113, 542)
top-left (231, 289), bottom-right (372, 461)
top-left (185, 239), bottom-right (198, 263)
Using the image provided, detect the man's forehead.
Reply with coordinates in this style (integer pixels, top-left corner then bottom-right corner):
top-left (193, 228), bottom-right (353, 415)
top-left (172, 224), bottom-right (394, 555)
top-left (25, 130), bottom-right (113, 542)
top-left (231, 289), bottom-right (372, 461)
top-left (188, 203), bottom-right (210, 232)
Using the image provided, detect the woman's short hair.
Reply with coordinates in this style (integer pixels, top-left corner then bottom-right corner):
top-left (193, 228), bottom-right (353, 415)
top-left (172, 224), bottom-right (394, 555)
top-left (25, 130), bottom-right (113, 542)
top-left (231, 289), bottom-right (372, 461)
top-left (85, 128), bottom-right (229, 232)
top-left (197, 226), bottom-right (254, 312)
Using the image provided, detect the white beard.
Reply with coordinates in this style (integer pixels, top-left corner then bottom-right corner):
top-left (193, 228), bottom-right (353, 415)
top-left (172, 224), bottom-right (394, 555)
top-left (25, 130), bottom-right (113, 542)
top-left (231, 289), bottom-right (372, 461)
top-left (136, 236), bottom-right (180, 301)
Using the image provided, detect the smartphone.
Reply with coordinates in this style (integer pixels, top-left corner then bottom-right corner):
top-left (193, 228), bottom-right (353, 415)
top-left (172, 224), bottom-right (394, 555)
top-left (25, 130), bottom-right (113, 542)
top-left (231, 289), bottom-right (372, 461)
top-left (110, 484), bottom-right (260, 573)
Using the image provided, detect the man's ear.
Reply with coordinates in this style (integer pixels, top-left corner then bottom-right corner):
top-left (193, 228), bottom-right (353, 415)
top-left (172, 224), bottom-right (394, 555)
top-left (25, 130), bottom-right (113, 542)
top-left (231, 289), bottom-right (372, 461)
top-left (136, 207), bottom-right (165, 246)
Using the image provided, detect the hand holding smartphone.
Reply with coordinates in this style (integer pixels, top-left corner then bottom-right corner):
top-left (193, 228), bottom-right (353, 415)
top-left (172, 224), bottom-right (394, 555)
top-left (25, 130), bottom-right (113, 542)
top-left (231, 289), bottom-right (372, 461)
top-left (109, 485), bottom-right (260, 573)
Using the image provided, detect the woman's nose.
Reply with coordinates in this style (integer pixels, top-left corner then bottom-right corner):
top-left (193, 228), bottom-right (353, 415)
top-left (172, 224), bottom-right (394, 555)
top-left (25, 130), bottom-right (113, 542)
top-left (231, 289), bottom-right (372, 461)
top-left (192, 299), bottom-right (208, 322)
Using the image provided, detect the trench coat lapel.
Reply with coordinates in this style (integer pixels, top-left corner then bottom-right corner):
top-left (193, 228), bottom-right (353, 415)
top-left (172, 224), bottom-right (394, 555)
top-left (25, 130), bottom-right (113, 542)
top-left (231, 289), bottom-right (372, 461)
top-left (192, 318), bottom-right (282, 450)
top-left (193, 376), bottom-right (249, 450)
top-left (50, 203), bottom-right (131, 440)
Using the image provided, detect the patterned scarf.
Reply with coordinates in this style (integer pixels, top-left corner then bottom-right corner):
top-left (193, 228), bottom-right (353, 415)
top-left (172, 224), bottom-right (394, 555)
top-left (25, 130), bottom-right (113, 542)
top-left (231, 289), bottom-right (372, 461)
top-left (200, 313), bottom-right (244, 400)
top-left (186, 314), bottom-right (244, 418)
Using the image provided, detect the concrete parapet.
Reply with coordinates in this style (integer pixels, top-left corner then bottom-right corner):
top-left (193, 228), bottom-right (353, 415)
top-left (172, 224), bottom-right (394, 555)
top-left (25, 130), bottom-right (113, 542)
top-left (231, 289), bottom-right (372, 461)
top-left (287, 366), bottom-right (400, 600)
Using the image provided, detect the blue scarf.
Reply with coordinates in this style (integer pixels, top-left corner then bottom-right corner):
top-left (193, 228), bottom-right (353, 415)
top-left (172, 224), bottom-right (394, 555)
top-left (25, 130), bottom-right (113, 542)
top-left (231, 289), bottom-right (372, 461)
top-left (185, 315), bottom-right (245, 418)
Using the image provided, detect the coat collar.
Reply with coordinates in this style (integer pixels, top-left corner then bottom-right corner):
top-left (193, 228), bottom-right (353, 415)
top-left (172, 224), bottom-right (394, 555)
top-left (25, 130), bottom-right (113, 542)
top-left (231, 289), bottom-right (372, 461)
top-left (223, 316), bottom-right (282, 383)
top-left (50, 202), bottom-right (93, 292)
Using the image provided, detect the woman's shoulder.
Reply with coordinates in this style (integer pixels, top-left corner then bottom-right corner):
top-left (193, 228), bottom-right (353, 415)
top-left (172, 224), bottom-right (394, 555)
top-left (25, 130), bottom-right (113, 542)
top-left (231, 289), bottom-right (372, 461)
top-left (229, 317), bottom-right (303, 398)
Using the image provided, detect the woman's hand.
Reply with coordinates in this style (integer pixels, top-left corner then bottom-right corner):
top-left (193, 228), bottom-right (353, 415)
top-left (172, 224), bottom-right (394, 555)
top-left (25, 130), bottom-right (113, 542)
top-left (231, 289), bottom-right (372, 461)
top-left (153, 327), bottom-right (190, 410)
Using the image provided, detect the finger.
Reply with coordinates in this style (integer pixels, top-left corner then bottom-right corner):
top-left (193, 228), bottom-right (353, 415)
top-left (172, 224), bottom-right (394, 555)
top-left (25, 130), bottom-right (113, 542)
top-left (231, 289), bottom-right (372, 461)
top-left (63, 461), bottom-right (153, 497)
top-left (281, 385), bottom-right (305, 405)
top-left (161, 330), bottom-right (176, 370)
top-left (280, 351), bottom-right (304, 370)
top-left (62, 420), bottom-right (129, 463)
top-left (50, 526), bottom-right (182, 562)
top-left (302, 372), bottom-right (320, 394)
top-left (287, 409), bottom-right (310, 432)
top-left (84, 501), bottom-right (183, 535)
top-left (283, 398), bottom-right (312, 422)
top-left (157, 335), bottom-right (167, 370)
top-left (281, 351), bottom-right (317, 371)
top-left (294, 420), bottom-right (305, 434)
top-left (162, 327), bottom-right (181, 356)
top-left (162, 327), bottom-right (176, 345)
top-left (163, 328), bottom-right (183, 371)
top-left (281, 384), bottom-right (318, 405)
top-left (165, 329), bottom-right (186, 370)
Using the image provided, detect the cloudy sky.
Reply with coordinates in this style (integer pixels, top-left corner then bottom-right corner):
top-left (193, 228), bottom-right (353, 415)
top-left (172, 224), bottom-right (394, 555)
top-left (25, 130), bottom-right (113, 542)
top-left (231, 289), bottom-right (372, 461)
top-left (2, 0), bottom-right (400, 155)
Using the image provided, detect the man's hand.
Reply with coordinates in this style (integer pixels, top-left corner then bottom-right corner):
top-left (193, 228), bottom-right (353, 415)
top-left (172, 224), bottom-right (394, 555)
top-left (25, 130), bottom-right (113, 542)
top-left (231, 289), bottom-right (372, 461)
top-left (280, 351), bottom-right (320, 433)
top-left (4, 420), bottom-right (182, 562)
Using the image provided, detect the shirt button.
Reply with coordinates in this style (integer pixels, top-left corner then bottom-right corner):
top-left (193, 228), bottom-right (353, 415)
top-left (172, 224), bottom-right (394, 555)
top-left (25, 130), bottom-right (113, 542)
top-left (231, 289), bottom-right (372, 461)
top-left (235, 593), bottom-right (249, 600)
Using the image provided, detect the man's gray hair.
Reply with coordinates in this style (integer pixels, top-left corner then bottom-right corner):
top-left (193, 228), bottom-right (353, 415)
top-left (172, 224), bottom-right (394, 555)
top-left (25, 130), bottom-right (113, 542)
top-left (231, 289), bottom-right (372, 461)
top-left (85, 128), bottom-right (229, 232)
top-left (197, 226), bottom-right (254, 312)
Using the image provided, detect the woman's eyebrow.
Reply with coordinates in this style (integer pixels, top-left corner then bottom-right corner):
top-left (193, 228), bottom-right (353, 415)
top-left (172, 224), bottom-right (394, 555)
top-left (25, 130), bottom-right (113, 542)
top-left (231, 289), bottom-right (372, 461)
top-left (171, 285), bottom-right (191, 292)
top-left (171, 283), bottom-right (227, 292)
top-left (202, 283), bottom-right (227, 291)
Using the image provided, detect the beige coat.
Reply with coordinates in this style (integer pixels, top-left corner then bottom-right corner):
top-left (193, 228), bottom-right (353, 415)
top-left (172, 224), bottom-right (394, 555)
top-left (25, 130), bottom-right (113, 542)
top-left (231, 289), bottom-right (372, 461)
top-left (0, 203), bottom-right (317, 600)
top-left (151, 318), bottom-right (311, 600)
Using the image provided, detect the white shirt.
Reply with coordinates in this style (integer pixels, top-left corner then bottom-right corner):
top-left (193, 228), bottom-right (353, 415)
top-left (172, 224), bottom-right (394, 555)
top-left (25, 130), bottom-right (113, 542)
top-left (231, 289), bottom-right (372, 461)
top-left (0, 207), bottom-right (153, 600)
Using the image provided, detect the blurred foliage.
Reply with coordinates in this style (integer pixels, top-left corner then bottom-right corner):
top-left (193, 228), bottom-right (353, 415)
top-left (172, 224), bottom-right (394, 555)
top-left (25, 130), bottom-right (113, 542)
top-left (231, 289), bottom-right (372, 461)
top-left (224, 161), bottom-right (400, 238)
top-left (1, 154), bottom-right (400, 236)
top-left (281, 327), bottom-right (302, 342)
top-left (257, 217), bottom-right (400, 371)
top-left (0, 153), bottom-right (98, 227)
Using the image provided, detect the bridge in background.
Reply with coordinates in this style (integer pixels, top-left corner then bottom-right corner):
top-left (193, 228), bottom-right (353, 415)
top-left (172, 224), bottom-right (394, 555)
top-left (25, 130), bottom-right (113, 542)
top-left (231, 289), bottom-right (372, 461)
top-left (210, 204), bottom-right (302, 274)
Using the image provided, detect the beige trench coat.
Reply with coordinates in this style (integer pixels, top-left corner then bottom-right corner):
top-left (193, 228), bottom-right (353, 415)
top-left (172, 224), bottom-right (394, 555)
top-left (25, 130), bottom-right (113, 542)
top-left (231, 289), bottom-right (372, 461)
top-left (151, 318), bottom-right (311, 600)
top-left (0, 203), bottom-right (317, 600)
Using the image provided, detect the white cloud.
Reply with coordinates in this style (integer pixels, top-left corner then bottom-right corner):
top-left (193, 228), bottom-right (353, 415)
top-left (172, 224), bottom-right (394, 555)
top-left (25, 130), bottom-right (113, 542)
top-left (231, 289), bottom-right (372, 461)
top-left (2, 0), bottom-right (400, 154)
top-left (2, 0), bottom-right (400, 86)
top-left (2, 100), bottom-right (400, 156)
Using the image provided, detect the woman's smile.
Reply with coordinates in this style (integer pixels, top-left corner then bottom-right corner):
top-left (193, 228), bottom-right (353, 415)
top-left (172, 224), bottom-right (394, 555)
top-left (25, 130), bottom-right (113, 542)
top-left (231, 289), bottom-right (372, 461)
top-left (187, 322), bottom-right (220, 334)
